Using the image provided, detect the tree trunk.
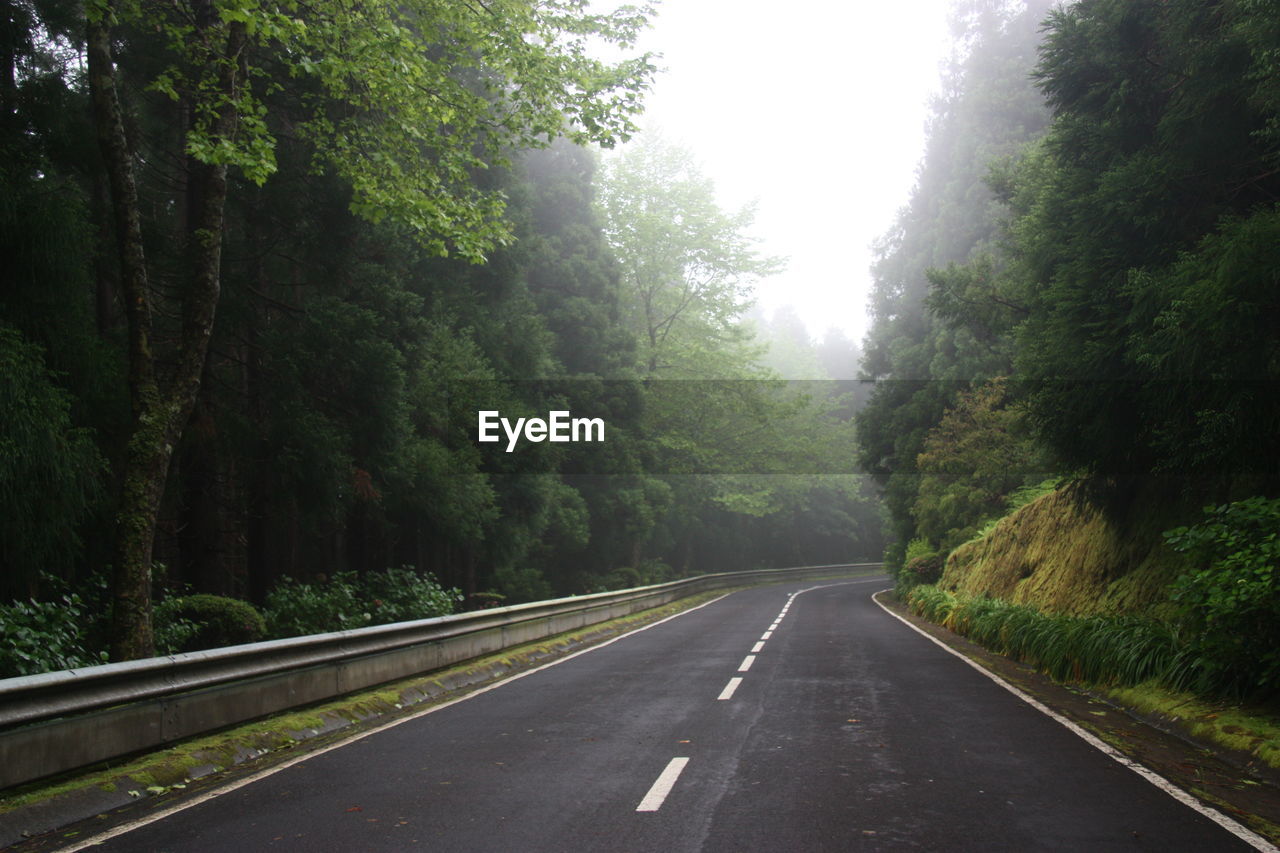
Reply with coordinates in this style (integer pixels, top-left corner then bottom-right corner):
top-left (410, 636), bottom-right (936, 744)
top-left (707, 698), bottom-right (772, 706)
top-left (88, 11), bottom-right (160, 660)
top-left (88, 5), bottom-right (245, 659)
top-left (92, 172), bottom-right (119, 335)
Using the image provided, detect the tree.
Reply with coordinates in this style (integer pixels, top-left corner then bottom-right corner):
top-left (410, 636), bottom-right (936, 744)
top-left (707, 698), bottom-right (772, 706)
top-left (86, 0), bottom-right (656, 658)
top-left (1003, 0), bottom-right (1280, 486)
top-left (912, 377), bottom-right (1049, 550)
top-left (0, 327), bottom-right (105, 593)
top-left (1, 1), bottom-right (123, 597)
top-left (856, 0), bottom-right (1054, 570)
top-left (753, 306), bottom-right (827, 380)
top-left (599, 132), bottom-right (782, 379)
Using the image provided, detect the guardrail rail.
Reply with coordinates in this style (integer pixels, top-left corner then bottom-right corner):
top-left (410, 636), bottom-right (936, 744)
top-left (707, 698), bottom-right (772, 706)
top-left (0, 563), bottom-right (882, 790)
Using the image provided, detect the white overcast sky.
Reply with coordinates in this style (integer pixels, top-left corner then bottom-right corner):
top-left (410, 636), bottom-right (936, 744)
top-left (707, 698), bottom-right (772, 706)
top-left (610, 0), bottom-right (954, 344)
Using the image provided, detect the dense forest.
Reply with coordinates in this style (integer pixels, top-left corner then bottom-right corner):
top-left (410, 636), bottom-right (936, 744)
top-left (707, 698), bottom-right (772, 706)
top-left (1, 0), bottom-right (881, 671)
top-left (861, 0), bottom-right (1280, 697)
top-left (5, 0), bottom-right (1279, 699)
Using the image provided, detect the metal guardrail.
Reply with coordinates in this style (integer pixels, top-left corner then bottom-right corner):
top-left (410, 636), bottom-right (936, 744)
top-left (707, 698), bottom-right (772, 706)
top-left (0, 563), bottom-right (882, 790)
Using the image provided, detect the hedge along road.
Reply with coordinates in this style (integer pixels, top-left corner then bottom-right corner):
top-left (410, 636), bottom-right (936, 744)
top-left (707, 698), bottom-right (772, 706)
top-left (40, 578), bottom-right (1268, 852)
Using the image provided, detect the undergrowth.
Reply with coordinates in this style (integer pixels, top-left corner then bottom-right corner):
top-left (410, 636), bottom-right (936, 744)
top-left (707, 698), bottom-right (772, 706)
top-left (906, 585), bottom-right (1199, 692)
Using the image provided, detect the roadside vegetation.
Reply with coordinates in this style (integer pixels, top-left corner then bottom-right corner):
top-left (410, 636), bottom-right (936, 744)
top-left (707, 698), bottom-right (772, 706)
top-left (2, 0), bottom-right (882, 669)
top-left (862, 0), bottom-right (1280, 724)
top-left (0, 567), bottom-right (464, 676)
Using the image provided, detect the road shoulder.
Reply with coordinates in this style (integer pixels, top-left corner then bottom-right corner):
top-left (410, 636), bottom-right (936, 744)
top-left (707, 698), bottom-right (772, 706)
top-left (0, 589), bottom-right (739, 851)
top-left (874, 589), bottom-right (1280, 848)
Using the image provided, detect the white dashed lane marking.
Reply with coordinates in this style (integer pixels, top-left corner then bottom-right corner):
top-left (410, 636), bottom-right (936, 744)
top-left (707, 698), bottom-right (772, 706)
top-left (636, 757), bottom-right (690, 812)
top-left (717, 677), bottom-right (743, 701)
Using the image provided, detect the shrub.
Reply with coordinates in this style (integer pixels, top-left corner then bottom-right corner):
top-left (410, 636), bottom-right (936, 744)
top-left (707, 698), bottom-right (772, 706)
top-left (490, 566), bottom-right (554, 604)
top-left (360, 566), bottom-right (462, 623)
top-left (1165, 497), bottom-right (1280, 697)
top-left (902, 552), bottom-right (946, 587)
top-left (467, 591), bottom-right (507, 610)
top-left (596, 559), bottom-right (674, 593)
top-left (154, 606), bottom-right (201, 655)
top-left (904, 537), bottom-right (936, 563)
top-left (154, 594), bottom-right (266, 653)
top-left (262, 573), bottom-right (364, 638)
top-left (263, 567), bottom-right (460, 638)
top-left (0, 580), bottom-right (107, 677)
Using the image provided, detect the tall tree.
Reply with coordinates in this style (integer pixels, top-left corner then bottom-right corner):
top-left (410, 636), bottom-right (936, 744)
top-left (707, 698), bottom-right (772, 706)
top-left (86, 0), bottom-right (656, 658)
top-left (1004, 0), bottom-right (1280, 486)
top-left (599, 132), bottom-right (782, 379)
top-left (856, 0), bottom-right (1054, 566)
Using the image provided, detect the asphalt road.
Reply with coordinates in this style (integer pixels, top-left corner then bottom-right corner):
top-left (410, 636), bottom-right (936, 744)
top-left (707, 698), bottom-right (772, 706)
top-left (64, 578), bottom-right (1261, 852)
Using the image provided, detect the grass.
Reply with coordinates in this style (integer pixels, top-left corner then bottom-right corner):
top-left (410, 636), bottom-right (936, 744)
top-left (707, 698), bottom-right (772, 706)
top-left (908, 584), bottom-right (1280, 773)
top-left (908, 584), bottom-right (1280, 775)
top-left (907, 585), bottom-right (1198, 691)
top-left (942, 485), bottom-right (1186, 617)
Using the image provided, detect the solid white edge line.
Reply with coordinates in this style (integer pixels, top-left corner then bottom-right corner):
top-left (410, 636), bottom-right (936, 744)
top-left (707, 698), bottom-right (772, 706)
top-left (870, 589), bottom-right (1277, 853)
top-left (750, 641), bottom-right (765, 653)
top-left (52, 593), bottom-right (737, 853)
top-left (636, 756), bottom-right (690, 812)
top-left (738, 655), bottom-right (756, 672)
top-left (717, 677), bottom-right (743, 701)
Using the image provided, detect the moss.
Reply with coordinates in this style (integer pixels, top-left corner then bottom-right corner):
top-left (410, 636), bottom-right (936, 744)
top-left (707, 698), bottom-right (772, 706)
top-left (942, 486), bottom-right (1189, 616)
top-left (1188, 787), bottom-right (1280, 843)
top-left (1106, 682), bottom-right (1280, 769)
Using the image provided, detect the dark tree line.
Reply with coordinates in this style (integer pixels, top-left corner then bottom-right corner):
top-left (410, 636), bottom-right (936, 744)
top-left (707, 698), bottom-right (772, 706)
top-left (859, 0), bottom-right (1280, 575)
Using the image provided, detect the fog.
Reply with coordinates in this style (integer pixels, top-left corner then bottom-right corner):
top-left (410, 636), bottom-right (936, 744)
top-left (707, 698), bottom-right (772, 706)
top-left (615, 0), bottom-right (953, 343)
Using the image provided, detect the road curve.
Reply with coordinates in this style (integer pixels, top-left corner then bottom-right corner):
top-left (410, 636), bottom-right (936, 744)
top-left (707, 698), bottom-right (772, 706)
top-left (49, 578), bottom-right (1263, 852)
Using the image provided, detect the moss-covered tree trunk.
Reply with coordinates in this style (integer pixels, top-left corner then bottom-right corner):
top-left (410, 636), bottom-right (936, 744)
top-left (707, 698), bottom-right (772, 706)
top-left (87, 1), bottom-right (244, 660)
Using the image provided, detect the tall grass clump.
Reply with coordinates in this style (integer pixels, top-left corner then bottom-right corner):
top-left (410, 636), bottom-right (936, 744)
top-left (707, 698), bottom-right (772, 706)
top-left (905, 585), bottom-right (1199, 692)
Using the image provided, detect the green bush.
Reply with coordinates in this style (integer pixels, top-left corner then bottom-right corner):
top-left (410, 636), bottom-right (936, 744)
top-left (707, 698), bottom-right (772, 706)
top-left (360, 566), bottom-right (463, 623)
top-left (1165, 497), bottom-right (1280, 697)
top-left (262, 567), bottom-right (460, 639)
top-left (0, 582), bottom-right (107, 677)
top-left (490, 566), bottom-right (554, 604)
top-left (595, 559), bottom-right (675, 593)
top-left (262, 573), bottom-right (364, 638)
top-left (904, 537), bottom-right (936, 563)
top-left (154, 594), bottom-right (266, 653)
top-left (902, 552), bottom-right (946, 587)
top-left (895, 539), bottom-right (947, 595)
